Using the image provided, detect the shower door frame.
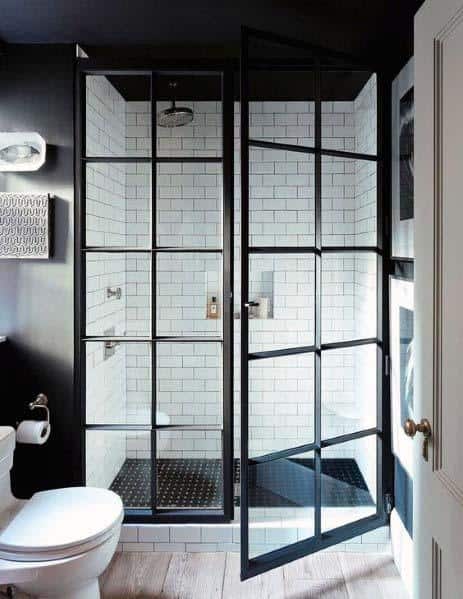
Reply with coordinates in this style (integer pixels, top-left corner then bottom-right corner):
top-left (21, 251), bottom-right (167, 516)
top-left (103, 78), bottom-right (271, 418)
top-left (75, 61), bottom-right (235, 524)
top-left (239, 27), bottom-right (394, 579)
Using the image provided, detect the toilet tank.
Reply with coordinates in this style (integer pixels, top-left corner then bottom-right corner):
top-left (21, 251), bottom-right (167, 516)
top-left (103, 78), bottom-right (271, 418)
top-left (0, 427), bottom-right (15, 478)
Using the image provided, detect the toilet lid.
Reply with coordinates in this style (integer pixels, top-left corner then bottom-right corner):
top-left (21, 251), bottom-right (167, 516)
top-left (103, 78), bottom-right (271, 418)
top-left (0, 487), bottom-right (123, 558)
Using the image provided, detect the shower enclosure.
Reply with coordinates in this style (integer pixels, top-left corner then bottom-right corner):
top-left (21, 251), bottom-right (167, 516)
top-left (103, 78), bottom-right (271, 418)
top-left (75, 26), bottom-right (391, 580)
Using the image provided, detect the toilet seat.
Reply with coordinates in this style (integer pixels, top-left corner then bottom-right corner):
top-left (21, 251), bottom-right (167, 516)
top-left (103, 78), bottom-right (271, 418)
top-left (0, 487), bottom-right (123, 562)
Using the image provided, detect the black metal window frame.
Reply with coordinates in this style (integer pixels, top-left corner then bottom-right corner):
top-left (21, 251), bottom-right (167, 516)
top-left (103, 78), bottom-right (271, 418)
top-left (75, 63), bottom-right (235, 524)
top-left (239, 27), bottom-right (393, 579)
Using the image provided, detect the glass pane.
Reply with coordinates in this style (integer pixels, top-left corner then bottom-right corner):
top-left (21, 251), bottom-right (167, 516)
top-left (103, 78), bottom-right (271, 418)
top-left (86, 341), bottom-right (151, 425)
top-left (248, 451), bottom-right (315, 558)
top-left (249, 353), bottom-right (314, 458)
top-left (86, 429), bottom-right (151, 510)
top-left (321, 252), bottom-right (377, 344)
top-left (156, 74), bottom-right (222, 158)
top-left (156, 162), bottom-right (222, 248)
top-left (321, 156), bottom-right (376, 247)
top-left (321, 72), bottom-right (377, 155)
top-left (157, 342), bottom-right (222, 426)
top-left (86, 252), bottom-right (151, 337)
top-left (156, 428), bottom-right (223, 509)
top-left (249, 147), bottom-right (314, 247)
top-left (249, 254), bottom-right (314, 352)
top-left (247, 71), bottom-right (314, 147)
top-left (86, 75), bottom-right (151, 157)
top-left (321, 344), bottom-right (377, 439)
top-left (321, 435), bottom-right (377, 533)
top-left (86, 162), bottom-right (151, 248)
top-left (156, 252), bottom-right (222, 337)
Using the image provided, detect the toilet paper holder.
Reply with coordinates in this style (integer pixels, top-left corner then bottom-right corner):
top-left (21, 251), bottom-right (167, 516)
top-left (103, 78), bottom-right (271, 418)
top-left (28, 393), bottom-right (50, 425)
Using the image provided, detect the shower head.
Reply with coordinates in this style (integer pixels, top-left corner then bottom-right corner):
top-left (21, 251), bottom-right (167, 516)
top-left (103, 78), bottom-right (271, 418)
top-left (158, 82), bottom-right (194, 128)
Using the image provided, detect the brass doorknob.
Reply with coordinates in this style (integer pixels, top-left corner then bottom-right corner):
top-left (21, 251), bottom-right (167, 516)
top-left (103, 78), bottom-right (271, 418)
top-left (403, 418), bottom-right (432, 438)
top-left (403, 418), bottom-right (432, 461)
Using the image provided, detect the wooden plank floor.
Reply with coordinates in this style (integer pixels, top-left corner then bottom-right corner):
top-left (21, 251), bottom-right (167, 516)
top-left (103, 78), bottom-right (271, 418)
top-left (99, 551), bottom-right (409, 598)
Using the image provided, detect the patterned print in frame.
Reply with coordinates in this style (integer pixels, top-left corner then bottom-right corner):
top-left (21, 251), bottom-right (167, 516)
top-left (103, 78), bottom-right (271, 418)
top-left (0, 193), bottom-right (51, 259)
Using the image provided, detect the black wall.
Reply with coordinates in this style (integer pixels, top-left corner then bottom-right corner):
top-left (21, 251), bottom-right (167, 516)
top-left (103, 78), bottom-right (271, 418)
top-left (0, 44), bottom-right (76, 497)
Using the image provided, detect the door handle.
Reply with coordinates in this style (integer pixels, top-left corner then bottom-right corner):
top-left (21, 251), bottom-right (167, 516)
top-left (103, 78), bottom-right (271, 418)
top-left (244, 301), bottom-right (260, 308)
top-left (403, 418), bottom-right (432, 461)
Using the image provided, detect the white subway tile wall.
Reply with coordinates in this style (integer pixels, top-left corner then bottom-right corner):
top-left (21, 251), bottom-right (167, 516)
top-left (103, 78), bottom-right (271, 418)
top-left (157, 342), bottom-right (222, 428)
top-left (85, 74), bottom-right (378, 519)
top-left (157, 162), bottom-right (222, 248)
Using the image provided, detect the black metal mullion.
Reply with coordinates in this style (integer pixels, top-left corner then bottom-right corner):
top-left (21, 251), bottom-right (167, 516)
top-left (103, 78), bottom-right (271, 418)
top-left (240, 25), bottom-right (251, 578)
top-left (222, 67), bottom-right (234, 521)
top-left (377, 72), bottom-right (393, 518)
top-left (248, 345), bottom-right (316, 361)
top-left (248, 138), bottom-right (378, 162)
top-left (82, 156), bottom-right (222, 163)
top-left (76, 70), bottom-right (86, 486)
top-left (314, 60), bottom-right (322, 541)
top-left (155, 247), bottom-right (223, 253)
top-left (151, 71), bottom-right (158, 515)
top-left (156, 156), bottom-right (223, 163)
top-left (320, 428), bottom-right (379, 448)
top-left (155, 336), bottom-right (223, 342)
top-left (249, 246), bottom-right (316, 254)
top-left (251, 442), bottom-right (318, 464)
top-left (321, 337), bottom-right (380, 351)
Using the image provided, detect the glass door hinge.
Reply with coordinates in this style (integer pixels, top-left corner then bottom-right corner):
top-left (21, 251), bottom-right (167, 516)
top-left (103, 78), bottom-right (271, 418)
top-left (385, 355), bottom-right (390, 377)
top-left (384, 493), bottom-right (394, 515)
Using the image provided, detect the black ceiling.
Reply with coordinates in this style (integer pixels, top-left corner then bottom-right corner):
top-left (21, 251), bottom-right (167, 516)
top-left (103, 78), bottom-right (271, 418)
top-left (1, 0), bottom-right (424, 77)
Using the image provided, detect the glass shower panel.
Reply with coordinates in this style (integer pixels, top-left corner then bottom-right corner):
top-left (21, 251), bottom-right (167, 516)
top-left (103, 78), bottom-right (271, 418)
top-left (156, 74), bottom-right (222, 158)
top-left (85, 75), bottom-right (151, 157)
top-left (248, 450), bottom-right (316, 558)
top-left (249, 253), bottom-right (315, 352)
top-left (321, 156), bottom-right (377, 247)
top-left (85, 162), bottom-right (151, 248)
top-left (247, 71), bottom-right (315, 147)
top-left (156, 252), bottom-right (222, 337)
top-left (156, 162), bottom-right (222, 248)
top-left (321, 344), bottom-right (377, 439)
top-left (86, 429), bottom-right (152, 510)
top-left (85, 252), bottom-right (151, 337)
top-left (85, 341), bottom-right (151, 425)
top-left (321, 252), bottom-right (377, 344)
top-left (248, 147), bottom-right (314, 247)
top-left (156, 342), bottom-right (223, 426)
top-left (321, 435), bottom-right (377, 533)
top-left (321, 71), bottom-right (377, 155)
top-left (249, 353), bottom-right (315, 458)
top-left (156, 428), bottom-right (223, 509)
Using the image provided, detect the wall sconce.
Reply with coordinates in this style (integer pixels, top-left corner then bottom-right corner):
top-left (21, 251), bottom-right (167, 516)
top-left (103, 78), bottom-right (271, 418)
top-left (0, 132), bottom-right (46, 171)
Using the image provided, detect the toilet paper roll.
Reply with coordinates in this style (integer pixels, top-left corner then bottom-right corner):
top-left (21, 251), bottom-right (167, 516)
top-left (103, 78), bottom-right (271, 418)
top-left (16, 420), bottom-right (51, 445)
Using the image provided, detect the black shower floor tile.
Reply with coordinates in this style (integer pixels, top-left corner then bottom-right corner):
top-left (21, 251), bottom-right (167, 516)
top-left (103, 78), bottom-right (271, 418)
top-left (109, 457), bottom-right (374, 509)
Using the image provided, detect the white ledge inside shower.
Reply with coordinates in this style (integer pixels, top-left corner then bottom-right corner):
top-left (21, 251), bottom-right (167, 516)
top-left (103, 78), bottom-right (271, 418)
top-left (83, 69), bottom-right (379, 552)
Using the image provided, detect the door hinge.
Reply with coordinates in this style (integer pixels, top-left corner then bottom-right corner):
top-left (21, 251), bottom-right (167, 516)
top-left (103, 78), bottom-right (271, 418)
top-left (384, 492), bottom-right (394, 515)
top-left (385, 355), bottom-right (390, 377)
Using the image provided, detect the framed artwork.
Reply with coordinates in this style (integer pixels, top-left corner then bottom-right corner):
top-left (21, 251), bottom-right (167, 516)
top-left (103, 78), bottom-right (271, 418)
top-left (390, 275), bottom-right (414, 477)
top-left (392, 59), bottom-right (414, 258)
top-left (0, 192), bottom-right (51, 259)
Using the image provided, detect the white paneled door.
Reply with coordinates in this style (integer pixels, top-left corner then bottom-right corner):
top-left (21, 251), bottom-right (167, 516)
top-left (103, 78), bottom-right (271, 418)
top-left (414, 0), bottom-right (463, 597)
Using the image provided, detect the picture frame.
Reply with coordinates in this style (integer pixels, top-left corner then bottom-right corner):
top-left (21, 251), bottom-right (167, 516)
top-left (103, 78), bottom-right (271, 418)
top-left (391, 58), bottom-right (414, 259)
top-left (390, 275), bottom-right (414, 477)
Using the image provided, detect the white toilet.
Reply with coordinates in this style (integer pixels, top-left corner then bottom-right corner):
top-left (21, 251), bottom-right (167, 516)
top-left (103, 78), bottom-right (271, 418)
top-left (0, 426), bottom-right (123, 598)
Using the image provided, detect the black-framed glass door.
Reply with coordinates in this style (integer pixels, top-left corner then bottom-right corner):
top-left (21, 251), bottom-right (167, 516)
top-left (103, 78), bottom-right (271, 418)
top-left (240, 27), bottom-right (390, 579)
